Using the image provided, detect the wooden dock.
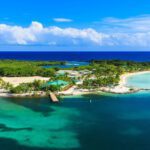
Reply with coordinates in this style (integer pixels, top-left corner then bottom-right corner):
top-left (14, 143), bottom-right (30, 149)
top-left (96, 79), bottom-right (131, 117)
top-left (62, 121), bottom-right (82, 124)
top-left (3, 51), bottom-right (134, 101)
top-left (49, 92), bottom-right (59, 102)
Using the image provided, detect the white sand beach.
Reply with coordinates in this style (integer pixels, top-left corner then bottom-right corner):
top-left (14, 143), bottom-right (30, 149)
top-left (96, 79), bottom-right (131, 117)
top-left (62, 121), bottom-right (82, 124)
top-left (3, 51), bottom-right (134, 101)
top-left (58, 86), bottom-right (97, 96)
top-left (0, 76), bottom-right (50, 98)
top-left (106, 71), bottom-right (150, 94)
top-left (0, 91), bottom-right (47, 98)
top-left (100, 86), bottom-right (131, 94)
top-left (2, 76), bottom-right (50, 87)
top-left (119, 71), bottom-right (150, 87)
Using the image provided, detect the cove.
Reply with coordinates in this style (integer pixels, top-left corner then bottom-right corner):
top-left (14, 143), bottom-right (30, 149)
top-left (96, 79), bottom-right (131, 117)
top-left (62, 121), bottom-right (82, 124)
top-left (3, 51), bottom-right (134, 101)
top-left (126, 72), bottom-right (150, 89)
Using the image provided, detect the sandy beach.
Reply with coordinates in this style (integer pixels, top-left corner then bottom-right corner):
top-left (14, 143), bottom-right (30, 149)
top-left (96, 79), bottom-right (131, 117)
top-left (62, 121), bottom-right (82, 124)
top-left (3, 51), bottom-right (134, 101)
top-left (58, 86), bottom-right (100, 96)
top-left (107, 71), bottom-right (150, 94)
top-left (0, 91), bottom-right (47, 98)
top-left (119, 71), bottom-right (150, 87)
top-left (0, 76), bottom-right (50, 98)
top-left (2, 76), bottom-right (50, 87)
top-left (98, 71), bottom-right (150, 94)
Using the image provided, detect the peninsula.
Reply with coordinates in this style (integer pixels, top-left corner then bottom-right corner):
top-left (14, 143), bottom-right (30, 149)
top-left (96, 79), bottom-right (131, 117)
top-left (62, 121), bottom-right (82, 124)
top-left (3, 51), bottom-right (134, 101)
top-left (0, 59), bottom-right (150, 97)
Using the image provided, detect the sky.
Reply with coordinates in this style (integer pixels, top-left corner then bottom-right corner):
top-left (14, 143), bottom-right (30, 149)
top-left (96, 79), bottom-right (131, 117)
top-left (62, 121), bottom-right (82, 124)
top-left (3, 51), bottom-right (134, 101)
top-left (1, 0), bottom-right (150, 51)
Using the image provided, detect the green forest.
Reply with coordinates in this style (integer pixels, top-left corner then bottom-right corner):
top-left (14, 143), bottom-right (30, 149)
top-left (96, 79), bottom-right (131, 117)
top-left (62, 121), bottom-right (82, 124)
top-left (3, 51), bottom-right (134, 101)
top-left (0, 60), bottom-right (65, 77)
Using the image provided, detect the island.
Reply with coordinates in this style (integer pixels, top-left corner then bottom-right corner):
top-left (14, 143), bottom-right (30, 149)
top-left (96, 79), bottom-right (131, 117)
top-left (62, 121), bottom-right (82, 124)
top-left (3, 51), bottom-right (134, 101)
top-left (0, 59), bottom-right (150, 98)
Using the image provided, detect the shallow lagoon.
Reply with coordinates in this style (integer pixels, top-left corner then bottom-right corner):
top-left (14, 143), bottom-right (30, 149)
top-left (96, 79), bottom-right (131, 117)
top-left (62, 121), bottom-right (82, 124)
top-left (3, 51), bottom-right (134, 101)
top-left (1, 91), bottom-right (150, 150)
top-left (43, 61), bottom-right (89, 69)
top-left (126, 72), bottom-right (150, 89)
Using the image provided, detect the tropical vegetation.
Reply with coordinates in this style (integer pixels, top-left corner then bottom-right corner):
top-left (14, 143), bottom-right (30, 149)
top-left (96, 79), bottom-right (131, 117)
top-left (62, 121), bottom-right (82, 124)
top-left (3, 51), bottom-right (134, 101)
top-left (0, 60), bottom-right (64, 77)
top-left (1, 59), bottom-right (150, 93)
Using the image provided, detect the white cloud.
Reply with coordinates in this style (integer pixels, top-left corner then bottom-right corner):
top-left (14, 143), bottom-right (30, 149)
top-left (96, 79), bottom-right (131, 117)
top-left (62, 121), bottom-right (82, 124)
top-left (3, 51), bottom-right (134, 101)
top-left (101, 15), bottom-right (150, 33)
top-left (96, 15), bottom-right (150, 47)
top-left (1, 15), bottom-right (150, 47)
top-left (53, 18), bottom-right (73, 22)
top-left (0, 21), bottom-right (107, 46)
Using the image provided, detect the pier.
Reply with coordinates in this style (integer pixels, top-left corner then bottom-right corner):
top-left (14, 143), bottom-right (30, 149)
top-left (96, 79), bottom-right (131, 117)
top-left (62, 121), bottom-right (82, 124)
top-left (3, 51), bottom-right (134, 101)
top-left (49, 92), bottom-right (59, 102)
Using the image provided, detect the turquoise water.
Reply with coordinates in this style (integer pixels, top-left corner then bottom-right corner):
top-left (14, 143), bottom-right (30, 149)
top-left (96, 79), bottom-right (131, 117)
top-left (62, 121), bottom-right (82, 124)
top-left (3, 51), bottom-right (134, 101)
top-left (1, 92), bottom-right (150, 150)
top-left (126, 72), bottom-right (150, 89)
top-left (43, 61), bottom-right (89, 69)
top-left (43, 80), bottom-right (69, 87)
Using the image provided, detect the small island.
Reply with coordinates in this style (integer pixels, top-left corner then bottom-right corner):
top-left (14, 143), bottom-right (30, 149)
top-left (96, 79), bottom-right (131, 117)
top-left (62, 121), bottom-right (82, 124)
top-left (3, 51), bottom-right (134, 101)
top-left (0, 59), bottom-right (150, 98)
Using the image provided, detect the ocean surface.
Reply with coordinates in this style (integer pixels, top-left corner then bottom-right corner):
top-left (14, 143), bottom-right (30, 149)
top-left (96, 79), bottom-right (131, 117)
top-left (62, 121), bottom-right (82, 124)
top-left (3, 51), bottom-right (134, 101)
top-left (1, 92), bottom-right (150, 150)
top-left (1, 51), bottom-right (150, 150)
top-left (1, 51), bottom-right (150, 61)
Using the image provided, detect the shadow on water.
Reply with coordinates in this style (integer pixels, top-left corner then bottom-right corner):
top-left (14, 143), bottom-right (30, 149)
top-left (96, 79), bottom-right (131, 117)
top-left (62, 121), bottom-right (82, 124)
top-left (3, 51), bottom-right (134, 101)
top-left (0, 138), bottom-right (78, 150)
top-left (0, 124), bottom-right (32, 132)
top-left (4, 97), bottom-right (56, 116)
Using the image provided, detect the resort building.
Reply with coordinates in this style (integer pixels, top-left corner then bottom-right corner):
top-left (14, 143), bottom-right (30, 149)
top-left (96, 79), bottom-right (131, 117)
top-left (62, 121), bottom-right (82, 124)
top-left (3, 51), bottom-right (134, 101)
top-left (42, 80), bottom-right (69, 90)
top-left (57, 70), bottom-right (81, 78)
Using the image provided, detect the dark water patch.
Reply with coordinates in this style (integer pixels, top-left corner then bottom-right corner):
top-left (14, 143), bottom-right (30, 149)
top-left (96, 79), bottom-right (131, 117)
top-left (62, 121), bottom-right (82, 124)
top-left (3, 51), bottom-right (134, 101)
top-left (5, 97), bottom-right (55, 115)
top-left (0, 113), bottom-right (16, 119)
top-left (0, 124), bottom-right (32, 132)
top-left (0, 138), bottom-right (73, 150)
top-left (60, 93), bottom-right (150, 150)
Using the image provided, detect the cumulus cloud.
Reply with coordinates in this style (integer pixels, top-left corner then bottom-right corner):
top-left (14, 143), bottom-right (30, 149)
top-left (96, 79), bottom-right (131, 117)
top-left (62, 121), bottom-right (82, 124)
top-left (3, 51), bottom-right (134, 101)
top-left (1, 15), bottom-right (150, 47)
top-left (0, 21), bottom-right (108, 46)
top-left (53, 18), bottom-right (73, 22)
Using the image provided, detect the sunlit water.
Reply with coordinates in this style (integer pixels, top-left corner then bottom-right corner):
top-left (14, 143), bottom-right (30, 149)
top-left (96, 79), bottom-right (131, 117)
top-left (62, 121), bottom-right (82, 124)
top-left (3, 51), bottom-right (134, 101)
top-left (1, 92), bottom-right (150, 150)
top-left (126, 72), bottom-right (150, 89)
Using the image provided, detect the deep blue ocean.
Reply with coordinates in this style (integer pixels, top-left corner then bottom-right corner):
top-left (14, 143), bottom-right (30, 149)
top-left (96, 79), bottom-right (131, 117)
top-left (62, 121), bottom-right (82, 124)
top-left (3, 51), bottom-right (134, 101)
top-left (1, 51), bottom-right (150, 61)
